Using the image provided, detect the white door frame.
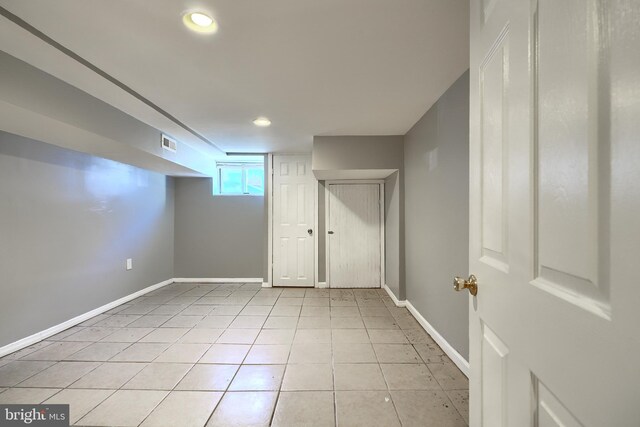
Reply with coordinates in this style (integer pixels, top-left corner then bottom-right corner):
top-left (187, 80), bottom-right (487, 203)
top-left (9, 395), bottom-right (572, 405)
top-left (266, 153), bottom-right (317, 288)
top-left (324, 180), bottom-right (385, 288)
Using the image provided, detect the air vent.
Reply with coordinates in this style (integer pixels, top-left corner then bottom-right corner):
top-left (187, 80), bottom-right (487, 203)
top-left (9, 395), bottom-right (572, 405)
top-left (161, 134), bottom-right (177, 153)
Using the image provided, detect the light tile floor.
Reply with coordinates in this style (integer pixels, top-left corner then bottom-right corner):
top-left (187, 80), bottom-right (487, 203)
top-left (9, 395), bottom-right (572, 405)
top-left (0, 283), bottom-right (469, 426)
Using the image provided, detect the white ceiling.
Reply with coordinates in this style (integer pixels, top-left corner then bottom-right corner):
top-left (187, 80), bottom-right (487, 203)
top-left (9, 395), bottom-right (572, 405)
top-left (0, 0), bottom-right (469, 154)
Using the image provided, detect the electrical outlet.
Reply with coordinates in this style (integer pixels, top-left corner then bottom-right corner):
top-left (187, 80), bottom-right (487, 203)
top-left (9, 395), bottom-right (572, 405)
top-left (126, 258), bottom-right (133, 270)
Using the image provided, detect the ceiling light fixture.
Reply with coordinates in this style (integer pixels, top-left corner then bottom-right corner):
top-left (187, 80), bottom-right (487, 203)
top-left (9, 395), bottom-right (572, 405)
top-left (183, 11), bottom-right (218, 33)
top-left (253, 117), bottom-right (272, 127)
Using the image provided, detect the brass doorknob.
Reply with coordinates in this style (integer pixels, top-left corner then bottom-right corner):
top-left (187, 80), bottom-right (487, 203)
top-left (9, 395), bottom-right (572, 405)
top-left (453, 275), bottom-right (478, 296)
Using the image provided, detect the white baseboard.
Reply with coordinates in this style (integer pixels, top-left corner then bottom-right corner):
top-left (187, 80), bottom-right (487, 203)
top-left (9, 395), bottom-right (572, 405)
top-left (173, 278), bottom-right (263, 283)
top-left (383, 284), bottom-right (406, 307)
top-left (0, 278), bottom-right (174, 358)
top-left (383, 284), bottom-right (469, 378)
top-left (262, 282), bottom-right (272, 288)
top-left (317, 282), bottom-right (328, 289)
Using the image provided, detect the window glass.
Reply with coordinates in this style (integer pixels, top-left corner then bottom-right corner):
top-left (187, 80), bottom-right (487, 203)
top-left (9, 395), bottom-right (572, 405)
top-left (216, 163), bottom-right (264, 195)
top-left (220, 167), bottom-right (243, 194)
top-left (245, 167), bottom-right (264, 195)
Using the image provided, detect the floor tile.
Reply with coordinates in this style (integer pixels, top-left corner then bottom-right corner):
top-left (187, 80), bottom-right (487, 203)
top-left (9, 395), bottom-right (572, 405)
top-left (78, 390), bottom-right (168, 426)
top-left (229, 316), bottom-right (267, 329)
top-left (305, 289), bottom-right (330, 298)
top-left (294, 329), bottom-right (331, 344)
top-left (244, 345), bottom-right (291, 364)
top-left (380, 364), bottom-right (440, 390)
top-left (373, 344), bottom-right (422, 364)
top-left (333, 343), bottom-right (377, 363)
top-left (288, 343), bottom-right (332, 364)
top-left (209, 306), bottom-right (244, 315)
top-left (274, 297), bottom-right (303, 307)
top-left (217, 329), bottom-right (259, 345)
top-left (0, 361), bottom-right (55, 387)
top-left (154, 343), bottom-right (210, 363)
top-left (161, 315), bottom-right (204, 328)
top-left (176, 364), bottom-right (239, 391)
top-left (199, 344), bottom-right (250, 364)
top-left (363, 316), bottom-right (399, 329)
top-left (18, 361), bottom-right (100, 388)
top-left (70, 362), bottom-right (145, 389)
top-left (367, 329), bottom-right (409, 344)
top-left (66, 342), bottom-right (131, 361)
top-left (269, 305), bottom-right (301, 317)
top-left (100, 327), bottom-right (154, 342)
top-left (93, 315), bottom-right (141, 328)
top-left (196, 316), bottom-right (235, 329)
top-left (239, 306), bottom-right (272, 316)
top-left (391, 390), bottom-right (467, 427)
top-left (330, 307), bottom-right (360, 317)
top-left (254, 329), bottom-right (295, 345)
top-left (263, 316), bottom-right (299, 329)
top-left (414, 342), bottom-right (447, 363)
top-left (126, 315), bottom-right (172, 328)
top-left (359, 307), bottom-right (392, 317)
top-left (62, 327), bottom-right (118, 342)
top-left (21, 341), bottom-right (91, 361)
top-left (2, 341), bottom-right (54, 359)
top-left (446, 389), bottom-right (470, 424)
top-left (110, 343), bottom-right (170, 362)
top-left (118, 304), bottom-right (158, 315)
top-left (272, 391), bottom-right (335, 427)
top-left (206, 391), bottom-right (277, 427)
top-left (403, 329), bottom-right (435, 344)
top-left (139, 328), bottom-right (190, 343)
top-left (335, 391), bottom-right (401, 427)
top-left (303, 298), bottom-right (330, 307)
top-left (300, 306), bottom-right (331, 317)
top-left (181, 305), bottom-right (215, 316)
top-left (228, 365), bottom-right (285, 391)
top-left (141, 391), bottom-right (222, 427)
top-left (334, 364), bottom-right (386, 390)
top-left (179, 329), bottom-right (224, 344)
top-left (44, 388), bottom-right (115, 424)
top-left (330, 317), bottom-right (365, 329)
top-left (281, 364), bottom-right (333, 391)
top-left (247, 297), bottom-right (278, 306)
top-left (330, 298), bottom-right (357, 307)
top-left (150, 305), bottom-right (188, 316)
top-left (297, 316), bottom-right (331, 329)
top-left (427, 362), bottom-right (468, 390)
top-left (331, 329), bottom-right (370, 344)
top-left (0, 387), bottom-right (60, 404)
top-left (124, 363), bottom-right (193, 390)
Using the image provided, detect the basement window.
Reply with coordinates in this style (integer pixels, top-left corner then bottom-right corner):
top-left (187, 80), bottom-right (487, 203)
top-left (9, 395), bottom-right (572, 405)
top-left (215, 162), bottom-right (264, 196)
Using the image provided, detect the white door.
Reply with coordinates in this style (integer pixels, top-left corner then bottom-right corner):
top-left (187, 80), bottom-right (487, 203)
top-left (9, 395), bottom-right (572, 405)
top-left (327, 183), bottom-right (382, 288)
top-left (468, 1), bottom-right (640, 426)
top-left (273, 154), bottom-right (315, 287)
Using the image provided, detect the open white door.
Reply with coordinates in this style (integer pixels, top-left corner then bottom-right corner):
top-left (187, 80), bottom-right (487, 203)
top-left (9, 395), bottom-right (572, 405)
top-left (272, 154), bottom-right (315, 287)
top-left (468, 1), bottom-right (640, 426)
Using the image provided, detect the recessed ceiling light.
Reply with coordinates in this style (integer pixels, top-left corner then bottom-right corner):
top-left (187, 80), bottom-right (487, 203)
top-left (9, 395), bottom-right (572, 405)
top-left (183, 12), bottom-right (218, 33)
top-left (253, 117), bottom-right (271, 127)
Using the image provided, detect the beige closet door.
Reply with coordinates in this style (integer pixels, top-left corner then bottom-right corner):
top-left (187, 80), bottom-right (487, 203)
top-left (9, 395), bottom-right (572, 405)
top-left (467, 0), bottom-right (640, 426)
top-left (328, 183), bottom-right (382, 288)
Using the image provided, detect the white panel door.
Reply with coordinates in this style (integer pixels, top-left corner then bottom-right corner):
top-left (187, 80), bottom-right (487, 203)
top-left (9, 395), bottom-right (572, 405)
top-left (273, 154), bottom-right (315, 287)
top-left (328, 183), bottom-right (381, 288)
top-left (468, 1), bottom-right (640, 426)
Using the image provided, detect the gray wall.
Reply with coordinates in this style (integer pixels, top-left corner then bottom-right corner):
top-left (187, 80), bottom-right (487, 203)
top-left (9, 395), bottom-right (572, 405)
top-left (404, 71), bottom-right (470, 359)
top-left (0, 50), bottom-right (218, 176)
top-left (0, 131), bottom-right (174, 347)
top-left (174, 178), bottom-right (266, 279)
top-left (312, 136), bottom-right (404, 291)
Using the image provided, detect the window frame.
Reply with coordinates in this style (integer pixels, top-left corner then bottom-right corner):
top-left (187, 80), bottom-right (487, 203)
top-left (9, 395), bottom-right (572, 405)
top-left (216, 162), bottom-right (265, 196)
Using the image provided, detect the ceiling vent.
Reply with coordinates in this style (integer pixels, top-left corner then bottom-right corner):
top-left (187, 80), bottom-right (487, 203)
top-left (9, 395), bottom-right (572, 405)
top-left (161, 134), bottom-right (177, 153)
